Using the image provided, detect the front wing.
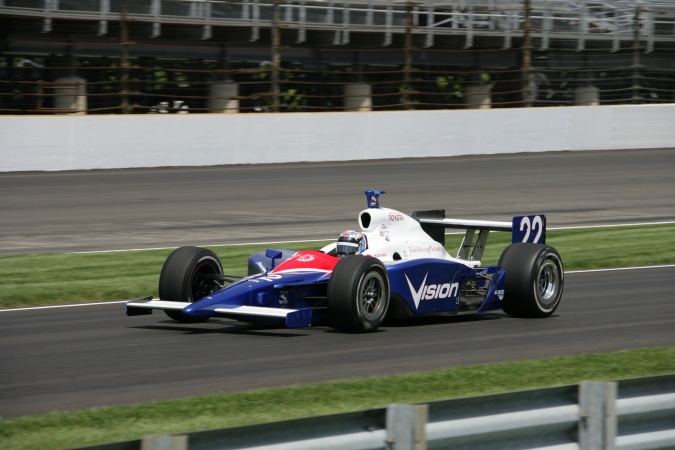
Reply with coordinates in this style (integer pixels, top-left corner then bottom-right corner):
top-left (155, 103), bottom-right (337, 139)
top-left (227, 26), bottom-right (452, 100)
top-left (126, 297), bottom-right (314, 328)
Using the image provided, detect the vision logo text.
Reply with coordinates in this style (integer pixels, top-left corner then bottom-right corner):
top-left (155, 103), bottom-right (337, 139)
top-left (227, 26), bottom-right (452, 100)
top-left (405, 273), bottom-right (459, 309)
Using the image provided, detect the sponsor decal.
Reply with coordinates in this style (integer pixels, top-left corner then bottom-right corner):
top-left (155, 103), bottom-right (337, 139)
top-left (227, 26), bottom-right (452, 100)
top-left (295, 254), bottom-right (315, 263)
top-left (405, 273), bottom-right (459, 309)
top-left (389, 213), bottom-right (405, 222)
top-left (495, 289), bottom-right (505, 301)
top-left (410, 245), bottom-right (444, 255)
top-left (254, 273), bottom-right (282, 283)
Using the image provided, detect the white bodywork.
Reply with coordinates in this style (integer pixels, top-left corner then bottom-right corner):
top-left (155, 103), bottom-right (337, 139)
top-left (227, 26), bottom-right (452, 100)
top-left (321, 207), bottom-right (512, 268)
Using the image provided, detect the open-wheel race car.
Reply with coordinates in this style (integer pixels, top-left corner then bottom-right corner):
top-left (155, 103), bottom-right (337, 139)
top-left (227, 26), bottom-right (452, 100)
top-left (127, 190), bottom-right (564, 332)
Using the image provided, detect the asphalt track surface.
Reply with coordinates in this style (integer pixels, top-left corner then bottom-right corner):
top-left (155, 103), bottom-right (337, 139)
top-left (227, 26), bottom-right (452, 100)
top-left (0, 149), bottom-right (674, 418)
top-left (1, 148), bottom-right (674, 255)
top-left (1, 267), bottom-right (674, 418)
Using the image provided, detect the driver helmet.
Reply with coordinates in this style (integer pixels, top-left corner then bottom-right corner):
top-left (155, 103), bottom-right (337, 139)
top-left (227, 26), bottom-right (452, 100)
top-left (336, 230), bottom-right (367, 257)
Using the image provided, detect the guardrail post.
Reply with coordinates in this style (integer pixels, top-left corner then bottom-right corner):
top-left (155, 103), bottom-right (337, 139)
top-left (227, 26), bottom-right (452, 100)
top-left (386, 403), bottom-right (428, 450)
top-left (579, 381), bottom-right (617, 450)
top-left (141, 434), bottom-right (188, 450)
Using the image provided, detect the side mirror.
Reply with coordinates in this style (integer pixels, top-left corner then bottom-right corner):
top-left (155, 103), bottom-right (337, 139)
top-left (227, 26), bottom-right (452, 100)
top-left (265, 249), bottom-right (283, 271)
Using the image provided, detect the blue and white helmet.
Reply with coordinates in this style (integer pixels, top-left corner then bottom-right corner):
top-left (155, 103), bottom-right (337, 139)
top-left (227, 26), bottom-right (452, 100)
top-left (336, 230), bottom-right (367, 256)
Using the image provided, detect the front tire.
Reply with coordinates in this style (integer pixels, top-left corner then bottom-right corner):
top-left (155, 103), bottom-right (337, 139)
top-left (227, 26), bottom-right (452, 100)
top-left (328, 256), bottom-right (390, 332)
top-left (498, 243), bottom-right (564, 318)
top-left (159, 246), bottom-right (223, 322)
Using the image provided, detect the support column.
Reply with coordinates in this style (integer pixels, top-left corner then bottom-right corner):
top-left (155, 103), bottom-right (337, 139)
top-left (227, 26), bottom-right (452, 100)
top-left (141, 434), bottom-right (188, 450)
top-left (578, 381), bottom-right (617, 450)
top-left (209, 81), bottom-right (239, 113)
top-left (386, 403), bottom-right (428, 450)
top-left (344, 84), bottom-right (372, 111)
top-left (574, 85), bottom-right (599, 106)
top-left (464, 85), bottom-right (491, 109)
top-left (53, 76), bottom-right (87, 114)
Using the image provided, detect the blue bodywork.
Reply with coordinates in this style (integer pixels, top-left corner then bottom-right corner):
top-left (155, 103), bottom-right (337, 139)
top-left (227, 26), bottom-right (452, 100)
top-left (127, 252), bottom-right (507, 328)
top-left (185, 269), bottom-right (330, 326)
top-left (146, 254), bottom-right (507, 328)
top-left (387, 260), bottom-right (505, 315)
top-left (126, 189), bottom-right (534, 329)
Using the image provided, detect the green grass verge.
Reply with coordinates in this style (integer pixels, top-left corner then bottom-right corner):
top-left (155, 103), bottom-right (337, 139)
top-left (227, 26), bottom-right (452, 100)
top-left (2, 347), bottom-right (674, 450)
top-left (1, 223), bottom-right (674, 309)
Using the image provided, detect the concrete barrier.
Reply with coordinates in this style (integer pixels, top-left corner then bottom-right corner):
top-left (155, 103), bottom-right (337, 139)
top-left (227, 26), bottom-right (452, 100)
top-left (1, 104), bottom-right (674, 172)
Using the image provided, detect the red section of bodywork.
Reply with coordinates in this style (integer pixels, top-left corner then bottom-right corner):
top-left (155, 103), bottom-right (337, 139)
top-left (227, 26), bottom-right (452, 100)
top-left (272, 250), bottom-right (339, 273)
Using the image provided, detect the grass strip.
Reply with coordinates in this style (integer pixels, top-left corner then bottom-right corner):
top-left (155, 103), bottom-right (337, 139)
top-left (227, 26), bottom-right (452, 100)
top-left (1, 346), bottom-right (674, 450)
top-left (1, 223), bottom-right (674, 309)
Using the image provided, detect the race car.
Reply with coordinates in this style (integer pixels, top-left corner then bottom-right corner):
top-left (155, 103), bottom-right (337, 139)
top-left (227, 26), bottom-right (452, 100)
top-left (126, 190), bottom-right (564, 332)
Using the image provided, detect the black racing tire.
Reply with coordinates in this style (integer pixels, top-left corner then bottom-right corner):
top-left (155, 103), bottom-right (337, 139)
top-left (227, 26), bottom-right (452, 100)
top-left (498, 243), bottom-right (564, 318)
top-left (158, 246), bottom-right (223, 322)
top-left (327, 256), bottom-right (390, 333)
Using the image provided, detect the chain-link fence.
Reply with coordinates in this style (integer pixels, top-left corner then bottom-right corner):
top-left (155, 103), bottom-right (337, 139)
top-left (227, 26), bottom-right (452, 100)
top-left (1, 0), bottom-right (674, 114)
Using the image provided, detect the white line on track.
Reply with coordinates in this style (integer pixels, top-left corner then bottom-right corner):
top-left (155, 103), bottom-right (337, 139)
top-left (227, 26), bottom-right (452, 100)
top-left (67, 221), bottom-right (675, 255)
top-left (2, 265), bottom-right (673, 314)
top-left (0, 300), bottom-right (128, 313)
top-left (69, 239), bottom-right (333, 254)
top-left (5, 222), bottom-right (673, 313)
top-left (549, 221), bottom-right (675, 230)
top-left (565, 264), bottom-right (675, 274)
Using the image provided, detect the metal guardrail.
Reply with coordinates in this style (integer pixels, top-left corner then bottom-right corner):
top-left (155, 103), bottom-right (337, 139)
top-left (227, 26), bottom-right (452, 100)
top-left (75, 374), bottom-right (675, 450)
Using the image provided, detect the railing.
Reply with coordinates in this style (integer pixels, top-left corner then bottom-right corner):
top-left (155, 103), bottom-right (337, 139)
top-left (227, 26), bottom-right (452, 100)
top-left (73, 374), bottom-right (675, 450)
top-left (1, 0), bottom-right (674, 114)
top-left (2, 0), bottom-right (675, 47)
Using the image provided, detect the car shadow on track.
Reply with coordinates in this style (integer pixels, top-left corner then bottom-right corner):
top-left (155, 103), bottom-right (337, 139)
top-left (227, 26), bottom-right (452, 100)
top-left (128, 313), bottom-right (513, 337)
top-left (129, 320), bottom-right (311, 337)
top-left (387, 312), bottom-right (563, 330)
top-left (383, 312), bottom-right (506, 329)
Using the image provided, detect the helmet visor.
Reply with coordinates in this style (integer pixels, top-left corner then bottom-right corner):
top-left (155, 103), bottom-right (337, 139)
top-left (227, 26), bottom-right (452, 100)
top-left (336, 242), bottom-right (359, 256)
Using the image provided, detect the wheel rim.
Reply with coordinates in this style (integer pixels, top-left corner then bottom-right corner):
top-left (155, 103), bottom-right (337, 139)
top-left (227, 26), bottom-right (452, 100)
top-left (357, 270), bottom-right (387, 321)
top-left (537, 257), bottom-right (561, 308)
top-left (191, 260), bottom-right (220, 301)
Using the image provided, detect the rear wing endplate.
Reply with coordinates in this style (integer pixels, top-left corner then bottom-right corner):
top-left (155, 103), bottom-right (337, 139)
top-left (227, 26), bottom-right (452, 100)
top-left (413, 210), bottom-right (546, 261)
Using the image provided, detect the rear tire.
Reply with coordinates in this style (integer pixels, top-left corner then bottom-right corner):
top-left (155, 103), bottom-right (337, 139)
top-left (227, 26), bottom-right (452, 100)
top-left (328, 256), bottom-right (390, 332)
top-left (159, 246), bottom-right (223, 322)
top-left (498, 243), bottom-right (564, 318)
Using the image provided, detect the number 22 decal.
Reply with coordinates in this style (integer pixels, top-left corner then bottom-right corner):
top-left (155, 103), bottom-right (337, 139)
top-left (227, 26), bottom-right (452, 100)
top-left (520, 215), bottom-right (544, 243)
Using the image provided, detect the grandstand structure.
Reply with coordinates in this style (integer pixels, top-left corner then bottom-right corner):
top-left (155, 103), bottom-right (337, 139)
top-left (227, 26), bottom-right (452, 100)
top-left (1, 0), bottom-right (674, 113)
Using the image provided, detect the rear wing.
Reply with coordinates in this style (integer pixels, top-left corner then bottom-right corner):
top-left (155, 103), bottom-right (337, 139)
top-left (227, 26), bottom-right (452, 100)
top-left (413, 210), bottom-right (546, 262)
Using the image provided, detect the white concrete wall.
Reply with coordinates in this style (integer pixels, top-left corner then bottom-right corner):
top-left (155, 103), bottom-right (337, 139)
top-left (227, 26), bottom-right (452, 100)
top-left (1, 104), bottom-right (674, 172)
